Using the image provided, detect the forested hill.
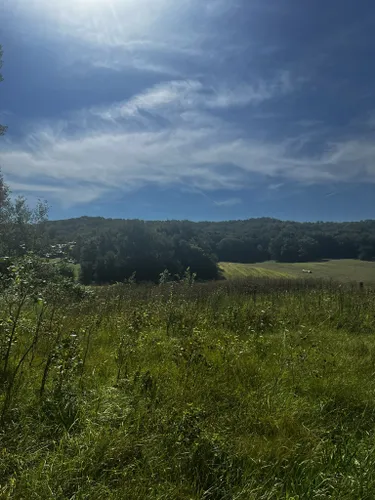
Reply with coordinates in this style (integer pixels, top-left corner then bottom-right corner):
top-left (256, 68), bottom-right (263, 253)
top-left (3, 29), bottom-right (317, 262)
top-left (44, 217), bottom-right (375, 284)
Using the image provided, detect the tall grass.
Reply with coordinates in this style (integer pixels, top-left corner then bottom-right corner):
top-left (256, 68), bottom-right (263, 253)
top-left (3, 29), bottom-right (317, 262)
top-left (1, 272), bottom-right (375, 499)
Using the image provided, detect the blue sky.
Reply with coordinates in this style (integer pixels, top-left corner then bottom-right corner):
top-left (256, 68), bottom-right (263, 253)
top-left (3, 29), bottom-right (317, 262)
top-left (1, 0), bottom-right (375, 221)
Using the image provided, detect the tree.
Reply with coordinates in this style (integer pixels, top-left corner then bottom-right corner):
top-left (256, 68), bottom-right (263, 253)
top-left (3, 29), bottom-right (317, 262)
top-left (358, 245), bottom-right (374, 261)
top-left (269, 232), bottom-right (299, 262)
top-left (217, 238), bottom-right (246, 262)
top-left (0, 172), bottom-right (49, 258)
top-left (174, 240), bottom-right (218, 281)
top-left (297, 236), bottom-right (319, 262)
top-left (0, 45), bottom-right (7, 136)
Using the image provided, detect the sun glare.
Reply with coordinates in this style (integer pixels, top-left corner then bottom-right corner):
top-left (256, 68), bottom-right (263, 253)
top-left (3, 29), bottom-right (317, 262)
top-left (42, 0), bottom-right (154, 19)
top-left (73, 0), bottom-right (133, 7)
top-left (76, 0), bottom-right (103, 4)
top-left (20, 0), bottom-right (175, 49)
top-left (73, 0), bottom-right (109, 8)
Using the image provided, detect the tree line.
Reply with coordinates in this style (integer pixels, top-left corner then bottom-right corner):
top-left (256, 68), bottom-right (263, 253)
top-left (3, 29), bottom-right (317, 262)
top-left (74, 220), bottom-right (219, 284)
top-left (41, 216), bottom-right (375, 284)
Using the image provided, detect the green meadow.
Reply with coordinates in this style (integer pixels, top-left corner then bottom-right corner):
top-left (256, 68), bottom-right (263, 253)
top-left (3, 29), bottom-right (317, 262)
top-left (2, 267), bottom-right (375, 499)
top-left (220, 259), bottom-right (375, 285)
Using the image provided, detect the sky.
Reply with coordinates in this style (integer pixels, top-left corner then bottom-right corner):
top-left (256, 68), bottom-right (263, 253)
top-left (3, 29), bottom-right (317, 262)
top-left (1, 0), bottom-right (375, 221)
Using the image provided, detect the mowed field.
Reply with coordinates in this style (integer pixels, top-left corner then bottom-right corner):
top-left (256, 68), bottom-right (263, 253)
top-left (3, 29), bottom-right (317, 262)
top-left (219, 259), bottom-right (375, 284)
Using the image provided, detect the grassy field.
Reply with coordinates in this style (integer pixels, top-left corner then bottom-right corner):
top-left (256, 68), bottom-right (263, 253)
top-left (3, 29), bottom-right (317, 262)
top-left (2, 271), bottom-right (375, 498)
top-left (220, 259), bottom-right (375, 284)
top-left (219, 262), bottom-right (292, 279)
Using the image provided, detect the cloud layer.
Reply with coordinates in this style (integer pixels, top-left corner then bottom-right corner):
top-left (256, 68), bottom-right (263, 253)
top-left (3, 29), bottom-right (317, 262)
top-left (3, 75), bottom-right (375, 206)
top-left (3, 0), bottom-right (375, 209)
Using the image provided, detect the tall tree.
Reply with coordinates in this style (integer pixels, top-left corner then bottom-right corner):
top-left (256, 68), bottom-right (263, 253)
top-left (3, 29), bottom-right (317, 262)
top-left (0, 173), bottom-right (49, 257)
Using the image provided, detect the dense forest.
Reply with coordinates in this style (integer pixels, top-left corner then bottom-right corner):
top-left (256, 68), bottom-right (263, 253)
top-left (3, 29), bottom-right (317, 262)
top-left (42, 216), bottom-right (375, 284)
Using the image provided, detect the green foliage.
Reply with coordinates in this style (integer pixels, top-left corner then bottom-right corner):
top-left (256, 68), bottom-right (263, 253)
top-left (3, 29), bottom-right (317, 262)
top-left (44, 216), bottom-right (375, 286)
top-left (0, 171), bottom-right (49, 258)
top-left (78, 222), bottom-right (219, 284)
top-left (0, 254), bottom-right (90, 425)
top-left (1, 274), bottom-right (375, 498)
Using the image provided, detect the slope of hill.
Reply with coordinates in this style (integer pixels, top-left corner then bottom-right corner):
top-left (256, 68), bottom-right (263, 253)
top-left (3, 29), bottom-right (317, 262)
top-left (219, 262), bottom-right (292, 279)
top-left (220, 259), bottom-right (375, 284)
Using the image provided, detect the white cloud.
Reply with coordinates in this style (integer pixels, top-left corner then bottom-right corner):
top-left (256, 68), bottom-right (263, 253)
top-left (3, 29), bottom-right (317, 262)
top-left (92, 80), bottom-right (203, 121)
top-left (91, 75), bottom-right (293, 123)
top-left (3, 76), bottom-right (296, 202)
top-left (268, 183), bottom-right (284, 190)
top-left (214, 198), bottom-right (242, 206)
top-left (7, 180), bottom-right (108, 208)
top-left (3, 76), bottom-right (375, 206)
top-left (4, 117), bottom-right (375, 207)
